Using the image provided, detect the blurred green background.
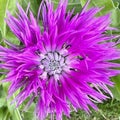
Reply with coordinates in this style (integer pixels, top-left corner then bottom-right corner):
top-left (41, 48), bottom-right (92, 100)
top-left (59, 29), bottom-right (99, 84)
top-left (0, 0), bottom-right (120, 120)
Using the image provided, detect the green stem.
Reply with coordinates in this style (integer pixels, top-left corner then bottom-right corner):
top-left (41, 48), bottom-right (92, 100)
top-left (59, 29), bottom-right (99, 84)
top-left (13, 94), bottom-right (23, 120)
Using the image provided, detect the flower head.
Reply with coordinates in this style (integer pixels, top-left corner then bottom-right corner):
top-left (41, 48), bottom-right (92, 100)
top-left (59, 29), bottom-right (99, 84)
top-left (1, 0), bottom-right (120, 119)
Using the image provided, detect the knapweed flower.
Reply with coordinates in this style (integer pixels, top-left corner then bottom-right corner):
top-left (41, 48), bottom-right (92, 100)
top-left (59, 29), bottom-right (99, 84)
top-left (1, 0), bottom-right (120, 119)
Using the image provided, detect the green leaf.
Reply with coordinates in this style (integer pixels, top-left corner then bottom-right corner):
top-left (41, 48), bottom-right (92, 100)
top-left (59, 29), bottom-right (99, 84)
top-left (5, 30), bottom-right (20, 45)
top-left (22, 103), bottom-right (36, 120)
top-left (80, 0), bottom-right (114, 15)
top-left (0, 84), bottom-right (7, 108)
top-left (111, 8), bottom-right (120, 28)
top-left (0, 0), bottom-right (22, 46)
top-left (112, 0), bottom-right (120, 8)
top-left (67, 2), bottom-right (82, 13)
top-left (0, 0), bottom-right (17, 37)
top-left (22, 0), bottom-right (41, 17)
top-left (112, 0), bottom-right (120, 4)
top-left (0, 109), bottom-right (3, 119)
top-left (0, 30), bottom-right (2, 41)
top-left (0, 107), bottom-right (9, 120)
top-left (2, 84), bottom-right (22, 120)
top-left (6, 96), bottom-right (23, 120)
top-left (110, 76), bottom-right (120, 100)
top-left (52, 0), bottom-right (82, 14)
top-left (0, 98), bottom-right (6, 108)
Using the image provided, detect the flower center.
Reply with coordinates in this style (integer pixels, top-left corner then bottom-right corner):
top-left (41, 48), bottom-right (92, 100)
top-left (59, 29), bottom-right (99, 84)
top-left (48, 60), bottom-right (60, 71)
top-left (40, 51), bottom-right (67, 80)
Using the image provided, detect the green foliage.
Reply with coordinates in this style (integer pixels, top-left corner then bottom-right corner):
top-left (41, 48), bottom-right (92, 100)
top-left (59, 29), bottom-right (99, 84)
top-left (0, 31), bottom-right (2, 41)
top-left (21, 103), bottom-right (36, 120)
top-left (0, 0), bottom-right (21, 45)
top-left (0, 85), bottom-right (6, 108)
top-left (110, 76), bottom-right (120, 100)
top-left (111, 1), bottom-right (120, 28)
top-left (0, 0), bottom-right (17, 38)
top-left (64, 99), bottom-right (120, 120)
top-left (81, 0), bottom-right (114, 15)
top-left (22, 0), bottom-right (41, 16)
top-left (53, 0), bottom-right (82, 14)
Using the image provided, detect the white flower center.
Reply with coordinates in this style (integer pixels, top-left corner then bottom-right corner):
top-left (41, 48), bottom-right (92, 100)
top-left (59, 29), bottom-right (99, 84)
top-left (38, 48), bottom-right (82, 82)
top-left (40, 51), bottom-right (67, 81)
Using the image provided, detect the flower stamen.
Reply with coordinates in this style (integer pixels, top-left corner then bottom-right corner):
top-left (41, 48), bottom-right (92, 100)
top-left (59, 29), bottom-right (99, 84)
top-left (40, 51), bottom-right (68, 80)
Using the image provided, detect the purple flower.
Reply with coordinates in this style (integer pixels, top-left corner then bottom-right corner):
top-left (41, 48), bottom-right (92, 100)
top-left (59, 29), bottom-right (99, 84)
top-left (1, 0), bottom-right (120, 119)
